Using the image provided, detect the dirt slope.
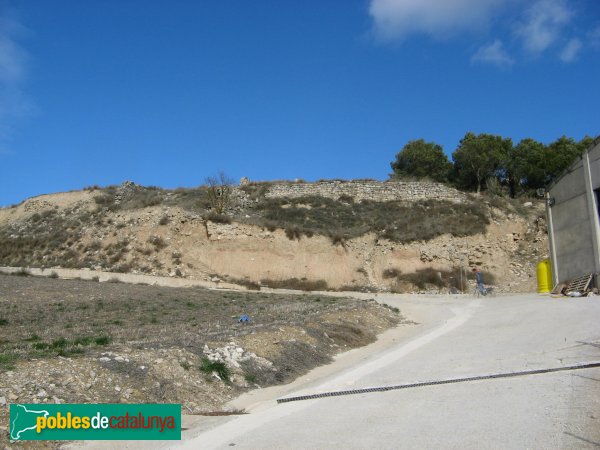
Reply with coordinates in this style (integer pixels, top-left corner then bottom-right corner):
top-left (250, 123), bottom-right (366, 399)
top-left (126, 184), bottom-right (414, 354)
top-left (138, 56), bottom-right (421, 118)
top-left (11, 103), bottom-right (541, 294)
top-left (0, 182), bottom-right (548, 292)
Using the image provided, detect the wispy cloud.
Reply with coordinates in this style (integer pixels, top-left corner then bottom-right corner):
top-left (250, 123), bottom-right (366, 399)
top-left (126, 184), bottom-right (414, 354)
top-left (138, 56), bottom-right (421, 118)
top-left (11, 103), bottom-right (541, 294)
top-left (471, 39), bottom-right (514, 67)
top-left (515, 0), bottom-right (573, 53)
top-left (0, 2), bottom-right (32, 149)
top-left (559, 37), bottom-right (582, 62)
top-left (368, 0), bottom-right (508, 41)
top-left (589, 23), bottom-right (600, 48)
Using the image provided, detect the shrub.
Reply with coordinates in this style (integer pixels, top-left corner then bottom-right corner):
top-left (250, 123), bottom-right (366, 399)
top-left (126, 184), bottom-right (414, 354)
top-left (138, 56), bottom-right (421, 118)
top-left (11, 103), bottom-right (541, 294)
top-left (285, 226), bottom-right (302, 240)
top-left (200, 357), bottom-right (231, 382)
top-left (204, 172), bottom-right (234, 214)
top-left (260, 278), bottom-right (328, 291)
top-left (147, 235), bottom-right (167, 250)
top-left (0, 354), bottom-right (16, 371)
top-left (203, 212), bottom-right (232, 224)
top-left (94, 194), bottom-right (115, 206)
top-left (159, 215), bottom-right (170, 226)
top-left (382, 268), bottom-right (401, 279)
top-left (396, 268), bottom-right (444, 289)
top-left (48, 271), bottom-right (59, 279)
top-left (330, 233), bottom-right (347, 246)
top-left (13, 267), bottom-right (31, 276)
top-left (94, 335), bottom-right (111, 346)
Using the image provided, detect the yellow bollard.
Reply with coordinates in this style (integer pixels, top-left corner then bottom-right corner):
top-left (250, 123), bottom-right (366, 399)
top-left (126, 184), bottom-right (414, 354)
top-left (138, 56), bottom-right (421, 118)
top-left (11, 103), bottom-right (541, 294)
top-left (536, 259), bottom-right (552, 293)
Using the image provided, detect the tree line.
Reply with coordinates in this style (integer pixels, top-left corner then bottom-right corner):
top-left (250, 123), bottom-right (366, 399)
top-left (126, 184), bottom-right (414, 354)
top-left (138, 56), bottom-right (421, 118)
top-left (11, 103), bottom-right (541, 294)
top-left (390, 133), bottom-right (596, 197)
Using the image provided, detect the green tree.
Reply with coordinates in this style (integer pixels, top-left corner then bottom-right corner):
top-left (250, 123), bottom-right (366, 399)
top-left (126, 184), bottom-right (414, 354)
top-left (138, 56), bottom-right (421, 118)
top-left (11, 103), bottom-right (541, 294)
top-left (451, 132), bottom-right (512, 193)
top-left (390, 139), bottom-right (452, 182)
top-left (509, 135), bottom-right (593, 193)
top-left (512, 138), bottom-right (547, 192)
top-left (544, 136), bottom-right (594, 186)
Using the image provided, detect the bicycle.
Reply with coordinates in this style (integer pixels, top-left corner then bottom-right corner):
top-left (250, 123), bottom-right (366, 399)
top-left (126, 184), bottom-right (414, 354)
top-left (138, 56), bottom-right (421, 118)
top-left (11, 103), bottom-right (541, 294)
top-left (474, 284), bottom-right (495, 297)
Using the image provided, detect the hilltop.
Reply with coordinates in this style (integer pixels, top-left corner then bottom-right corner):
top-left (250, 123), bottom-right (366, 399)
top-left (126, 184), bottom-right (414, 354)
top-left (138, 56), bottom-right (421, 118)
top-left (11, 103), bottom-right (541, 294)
top-left (0, 179), bottom-right (548, 292)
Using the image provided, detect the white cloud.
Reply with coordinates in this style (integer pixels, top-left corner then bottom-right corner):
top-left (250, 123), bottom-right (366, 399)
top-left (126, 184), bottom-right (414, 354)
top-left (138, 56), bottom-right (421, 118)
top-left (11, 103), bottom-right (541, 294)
top-left (471, 39), bottom-right (514, 67)
top-left (559, 37), bottom-right (582, 62)
top-left (0, 4), bottom-right (32, 147)
top-left (515, 0), bottom-right (573, 53)
top-left (368, 0), bottom-right (509, 40)
top-left (588, 23), bottom-right (600, 48)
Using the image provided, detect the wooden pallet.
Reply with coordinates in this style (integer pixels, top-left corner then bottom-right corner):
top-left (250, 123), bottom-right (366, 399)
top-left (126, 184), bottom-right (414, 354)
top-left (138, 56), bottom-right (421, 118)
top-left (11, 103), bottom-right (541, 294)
top-left (565, 274), bottom-right (593, 294)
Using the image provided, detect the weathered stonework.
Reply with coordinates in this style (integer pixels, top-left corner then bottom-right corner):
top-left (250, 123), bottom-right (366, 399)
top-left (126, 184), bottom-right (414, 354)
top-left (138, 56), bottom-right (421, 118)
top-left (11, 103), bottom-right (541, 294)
top-left (251, 180), bottom-right (467, 203)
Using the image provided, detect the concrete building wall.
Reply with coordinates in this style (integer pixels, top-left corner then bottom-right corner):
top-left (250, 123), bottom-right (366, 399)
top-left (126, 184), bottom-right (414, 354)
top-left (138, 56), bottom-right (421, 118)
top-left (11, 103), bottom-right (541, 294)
top-left (548, 138), bottom-right (600, 285)
top-left (590, 144), bottom-right (600, 187)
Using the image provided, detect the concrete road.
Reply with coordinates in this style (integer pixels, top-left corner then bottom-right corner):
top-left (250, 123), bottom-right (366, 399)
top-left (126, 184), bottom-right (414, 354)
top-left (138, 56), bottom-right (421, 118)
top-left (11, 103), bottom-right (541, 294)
top-left (173, 293), bottom-right (600, 450)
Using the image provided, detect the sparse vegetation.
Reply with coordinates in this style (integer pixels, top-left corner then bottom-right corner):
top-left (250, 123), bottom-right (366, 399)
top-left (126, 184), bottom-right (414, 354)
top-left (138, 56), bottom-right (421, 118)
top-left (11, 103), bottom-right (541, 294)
top-left (0, 276), bottom-right (397, 377)
top-left (260, 278), bottom-right (328, 291)
top-left (385, 267), bottom-right (495, 292)
top-left (147, 235), bottom-right (167, 251)
top-left (382, 268), bottom-right (401, 279)
top-left (243, 196), bottom-right (489, 244)
top-left (203, 212), bottom-right (232, 224)
top-left (200, 357), bottom-right (231, 382)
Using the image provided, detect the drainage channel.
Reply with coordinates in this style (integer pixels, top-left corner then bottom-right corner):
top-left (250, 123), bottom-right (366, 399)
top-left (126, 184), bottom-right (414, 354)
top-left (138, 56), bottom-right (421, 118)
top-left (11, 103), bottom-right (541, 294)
top-left (277, 361), bottom-right (600, 404)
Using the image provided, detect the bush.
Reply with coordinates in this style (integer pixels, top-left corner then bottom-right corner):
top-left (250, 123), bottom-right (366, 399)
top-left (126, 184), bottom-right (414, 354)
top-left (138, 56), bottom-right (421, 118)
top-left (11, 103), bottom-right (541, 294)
top-left (229, 278), bottom-right (261, 290)
top-left (330, 233), bottom-right (347, 246)
top-left (203, 212), bottom-right (232, 224)
top-left (260, 278), bottom-right (328, 291)
top-left (14, 267), bottom-right (31, 276)
top-left (285, 226), bottom-right (302, 240)
top-left (147, 235), bottom-right (167, 250)
top-left (382, 268), bottom-right (401, 279)
top-left (200, 357), bottom-right (231, 382)
top-left (390, 267), bottom-right (475, 291)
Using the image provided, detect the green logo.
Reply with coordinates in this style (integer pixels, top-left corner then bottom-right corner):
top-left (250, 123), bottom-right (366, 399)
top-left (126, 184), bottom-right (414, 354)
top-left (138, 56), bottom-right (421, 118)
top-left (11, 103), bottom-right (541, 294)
top-left (10, 404), bottom-right (181, 441)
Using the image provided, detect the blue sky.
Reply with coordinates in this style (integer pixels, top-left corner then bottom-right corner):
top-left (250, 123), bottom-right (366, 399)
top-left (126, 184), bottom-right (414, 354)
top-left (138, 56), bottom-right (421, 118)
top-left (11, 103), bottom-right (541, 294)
top-left (1, 0), bottom-right (599, 206)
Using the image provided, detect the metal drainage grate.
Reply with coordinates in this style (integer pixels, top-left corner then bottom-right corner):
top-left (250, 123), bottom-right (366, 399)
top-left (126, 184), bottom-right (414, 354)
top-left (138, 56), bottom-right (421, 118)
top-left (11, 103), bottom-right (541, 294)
top-left (277, 361), bottom-right (600, 404)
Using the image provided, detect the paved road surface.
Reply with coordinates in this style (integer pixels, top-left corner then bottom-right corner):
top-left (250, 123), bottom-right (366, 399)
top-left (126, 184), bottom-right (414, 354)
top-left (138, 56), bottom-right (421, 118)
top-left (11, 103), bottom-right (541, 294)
top-left (174, 293), bottom-right (600, 449)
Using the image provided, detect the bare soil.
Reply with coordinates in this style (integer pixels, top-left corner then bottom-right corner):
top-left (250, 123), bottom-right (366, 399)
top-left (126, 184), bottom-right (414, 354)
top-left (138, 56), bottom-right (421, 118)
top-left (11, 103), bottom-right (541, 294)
top-left (0, 274), bottom-right (404, 448)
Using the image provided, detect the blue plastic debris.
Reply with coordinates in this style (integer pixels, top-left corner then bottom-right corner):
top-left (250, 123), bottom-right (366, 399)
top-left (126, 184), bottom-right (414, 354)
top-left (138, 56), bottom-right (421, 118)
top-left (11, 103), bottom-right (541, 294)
top-left (238, 315), bottom-right (251, 323)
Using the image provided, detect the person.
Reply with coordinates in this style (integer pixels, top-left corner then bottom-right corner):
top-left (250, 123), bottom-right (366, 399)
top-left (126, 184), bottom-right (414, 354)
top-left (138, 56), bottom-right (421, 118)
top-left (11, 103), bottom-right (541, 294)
top-left (472, 267), bottom-right (486, 295)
